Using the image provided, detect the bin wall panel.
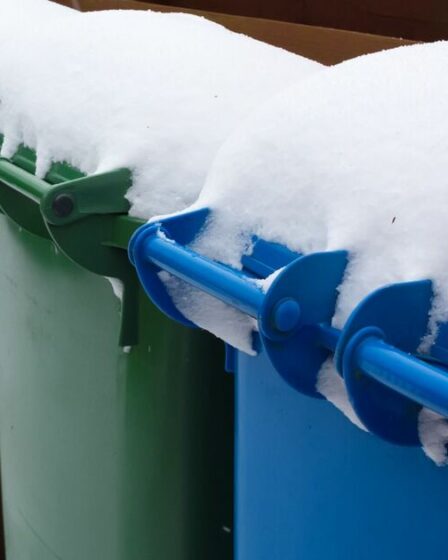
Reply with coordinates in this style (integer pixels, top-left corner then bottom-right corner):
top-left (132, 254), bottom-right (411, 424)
top-left (0, 214), bottom-right (233, 560)
top-left (235, 349), bottom-right (448, 560)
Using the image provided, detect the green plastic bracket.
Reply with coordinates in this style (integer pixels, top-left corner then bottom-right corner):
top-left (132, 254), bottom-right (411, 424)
top-left (0, 134), bottom-right (143, 346)
top-left (41, 168), bottom-right (131, 225)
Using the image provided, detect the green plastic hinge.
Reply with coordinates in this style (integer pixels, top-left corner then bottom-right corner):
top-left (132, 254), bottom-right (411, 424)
top-left (0, 135), bottom-right (141, 346)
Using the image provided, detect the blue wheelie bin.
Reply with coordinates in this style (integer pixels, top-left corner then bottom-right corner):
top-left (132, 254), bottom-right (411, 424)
top-left (128, 207), bottom-right (448, 560)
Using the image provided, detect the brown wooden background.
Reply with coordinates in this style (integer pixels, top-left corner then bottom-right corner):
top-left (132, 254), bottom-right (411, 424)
top-left (58, 0), bottom-right (413, 65)
top-left (139, 0), bottom-right (448, 41)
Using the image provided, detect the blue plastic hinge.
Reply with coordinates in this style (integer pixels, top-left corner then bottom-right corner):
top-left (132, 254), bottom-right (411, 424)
top-left (129, 209), bottom-right (448, 446)
top-left (129, 208), bottom-right (348, 397)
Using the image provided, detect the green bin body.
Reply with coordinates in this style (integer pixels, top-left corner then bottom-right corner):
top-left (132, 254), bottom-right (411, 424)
top-left (0, 213), bottom-right (233, 560)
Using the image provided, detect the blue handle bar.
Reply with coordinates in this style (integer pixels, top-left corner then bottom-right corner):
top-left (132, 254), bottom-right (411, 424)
top-left (316, 323), bottom-right (448, 417)
top-left (354, 335), bottom-right (448, 417)
top-left (144, 232), bottom-right (265, 318)
top-left (131, 220), bottom-right (448, 425)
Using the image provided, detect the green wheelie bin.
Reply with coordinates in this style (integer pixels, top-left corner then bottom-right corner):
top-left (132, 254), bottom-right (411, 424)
top-left (0, 137), bottom-right (233, 560)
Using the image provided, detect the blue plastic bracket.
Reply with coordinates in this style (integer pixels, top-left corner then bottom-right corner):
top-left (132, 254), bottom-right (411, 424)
top-left (129, 209), bottom-right (348, 397)
top-left (259, 250), bottom-right (348, 396)
top-left (309, 280), bottom-right (448, 445)
top-left (335, 281), bottom-right (434, 445)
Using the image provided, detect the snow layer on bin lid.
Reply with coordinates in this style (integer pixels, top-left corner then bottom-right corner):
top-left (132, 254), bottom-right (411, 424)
top-left (0, 0), bottom-right (322, 217)
top-left (180, 41), bottom-right (448, 339)
top-left (157, 41), bottom-right (448, 462)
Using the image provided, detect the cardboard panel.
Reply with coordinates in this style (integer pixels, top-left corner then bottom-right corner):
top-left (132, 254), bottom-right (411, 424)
top-left (55, 0), bottom-right (413, 65)
top-left (120, 0), bottom-right (448, 42)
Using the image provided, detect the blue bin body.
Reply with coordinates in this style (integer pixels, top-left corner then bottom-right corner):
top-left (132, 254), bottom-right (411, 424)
top-left (128, 210), bottom-right (448, 560)
top-left (235, 349), bottom-right (448, 560)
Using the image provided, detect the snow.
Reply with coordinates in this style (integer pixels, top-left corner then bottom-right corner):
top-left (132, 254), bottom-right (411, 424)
top-left (0, 0), bottom-right (322, 217)
top-left (256, 267), bottom-right (284, 293)
top-left (163, 41), bottom-right (448, 353)
top-left (316, 360), bottom-right (367, 431)
top-left (159, 270), bottom-right (258, 353)
top-left (158, 42), bottom-right (448, 461)
top-left (105, 277), bottom-right (124, 302)
top-left (418, 408), bottom-right (448, 466)
top-left (2, 2), bottom-right (447, 462)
